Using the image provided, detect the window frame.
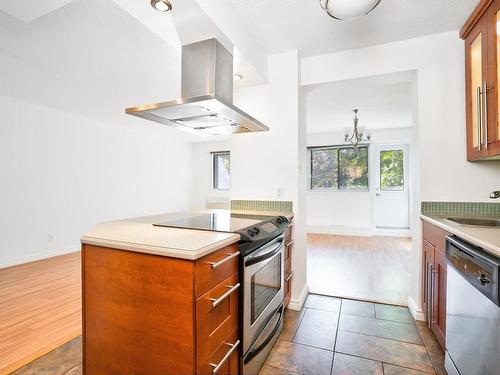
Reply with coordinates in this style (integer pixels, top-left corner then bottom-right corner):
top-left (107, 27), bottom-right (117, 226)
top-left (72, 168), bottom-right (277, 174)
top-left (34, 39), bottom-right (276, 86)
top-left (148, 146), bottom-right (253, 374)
top-left (308, 144), bottom-right (369, 192)
top-left (211, 151), bottom-right (231, 191)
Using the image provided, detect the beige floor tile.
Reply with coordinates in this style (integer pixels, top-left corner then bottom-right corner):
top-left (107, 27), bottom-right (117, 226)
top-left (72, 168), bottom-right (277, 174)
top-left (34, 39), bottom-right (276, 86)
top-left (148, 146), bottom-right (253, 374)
top-left (374, 304), bottom-right (415, 325)
top-left (265, 340), bottom-right (333, 375)
top-left (304, 294), bottom-right (341, 312)
top-left (340, 299), bottom-right (376, 318)
top-left (279, 308), bottom-right (305, 342)
top-left (293, 308), bottom-right (338, 350)
top-left (335, 331), bottom-right (434, 373)
top-left (339, 314), bottom-right (422, 344)
top-left (331, 353), bottom-right (383, 375)
top-left (383, 363), bottom-right (433, 374)
top-left (259, 363), bottom-right (300, 374)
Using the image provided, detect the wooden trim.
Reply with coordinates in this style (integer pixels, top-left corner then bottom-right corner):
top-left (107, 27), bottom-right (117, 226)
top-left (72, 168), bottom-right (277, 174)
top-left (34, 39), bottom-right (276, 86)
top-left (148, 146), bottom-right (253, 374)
top-left (460, 0), bottom-right (495, 39)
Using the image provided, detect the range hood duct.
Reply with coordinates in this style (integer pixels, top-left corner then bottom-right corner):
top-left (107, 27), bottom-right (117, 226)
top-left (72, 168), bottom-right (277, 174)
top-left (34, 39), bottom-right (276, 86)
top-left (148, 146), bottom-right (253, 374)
top-left (125, 39), bottom-right (269, 136)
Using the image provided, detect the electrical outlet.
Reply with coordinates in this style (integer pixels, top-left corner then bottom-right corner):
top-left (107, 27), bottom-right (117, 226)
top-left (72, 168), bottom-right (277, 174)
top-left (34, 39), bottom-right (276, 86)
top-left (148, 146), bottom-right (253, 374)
top-left (277, 188), bottom-right (284, 200)
top-left (48, 234), bottom-right (55, 242)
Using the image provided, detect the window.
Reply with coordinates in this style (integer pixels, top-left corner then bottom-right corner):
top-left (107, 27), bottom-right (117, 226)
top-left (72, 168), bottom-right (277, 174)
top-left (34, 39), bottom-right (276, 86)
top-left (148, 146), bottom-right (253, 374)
top-left (212, 151), bottom-right (230, 190)
top-left (309, 146), bottom-right (368, 191)
top-left (380, 150), bottom-right (404, 191)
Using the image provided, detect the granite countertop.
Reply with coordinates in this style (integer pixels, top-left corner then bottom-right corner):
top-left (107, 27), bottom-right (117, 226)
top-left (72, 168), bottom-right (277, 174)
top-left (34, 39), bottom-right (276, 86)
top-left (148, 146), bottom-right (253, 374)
top-left (81, 209), bottom-right (293, 260)
top-left (420, 214), bottom-right (500, 258)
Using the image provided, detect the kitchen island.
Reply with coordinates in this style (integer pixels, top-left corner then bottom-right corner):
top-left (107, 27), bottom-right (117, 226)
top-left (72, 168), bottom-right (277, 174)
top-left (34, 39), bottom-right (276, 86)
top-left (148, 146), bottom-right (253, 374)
top-left (81, 212), bottom-right (242, 375)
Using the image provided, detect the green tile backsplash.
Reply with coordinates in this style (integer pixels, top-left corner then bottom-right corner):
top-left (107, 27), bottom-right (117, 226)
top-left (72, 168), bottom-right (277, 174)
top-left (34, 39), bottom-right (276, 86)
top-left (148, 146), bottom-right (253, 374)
top-left (421, 201), bottom-right (500, 217)
top-left (231, 200), bottom-right (293, 213)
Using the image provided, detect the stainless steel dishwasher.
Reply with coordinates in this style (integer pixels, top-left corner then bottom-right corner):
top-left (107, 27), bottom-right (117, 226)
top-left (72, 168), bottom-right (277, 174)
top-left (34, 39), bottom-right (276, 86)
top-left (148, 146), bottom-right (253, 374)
top-left (445, 235), bottom-right (500, 375)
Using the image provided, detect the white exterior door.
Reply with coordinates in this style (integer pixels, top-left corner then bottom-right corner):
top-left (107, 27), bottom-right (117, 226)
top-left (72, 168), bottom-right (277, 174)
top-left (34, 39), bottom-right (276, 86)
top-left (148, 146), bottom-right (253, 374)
top-left (373, 144), bottom-right (410, 229)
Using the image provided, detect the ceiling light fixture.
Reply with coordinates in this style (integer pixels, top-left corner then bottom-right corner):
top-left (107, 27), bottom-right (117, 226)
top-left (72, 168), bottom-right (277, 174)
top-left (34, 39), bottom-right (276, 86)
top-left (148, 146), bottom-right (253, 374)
top-left (319, 0), bottom-right (382, 20)
top-left (233, 73), bottom-right (244, 81)
top-left (344, 109), bottom-right (370, 148)
top-left (151, 0), bottom-right (172, 12)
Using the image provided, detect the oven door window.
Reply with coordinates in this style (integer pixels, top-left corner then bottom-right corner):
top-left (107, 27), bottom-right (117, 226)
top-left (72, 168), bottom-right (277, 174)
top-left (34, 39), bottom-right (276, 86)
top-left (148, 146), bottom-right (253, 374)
top-left (251, 255), bottom-right (282, 324)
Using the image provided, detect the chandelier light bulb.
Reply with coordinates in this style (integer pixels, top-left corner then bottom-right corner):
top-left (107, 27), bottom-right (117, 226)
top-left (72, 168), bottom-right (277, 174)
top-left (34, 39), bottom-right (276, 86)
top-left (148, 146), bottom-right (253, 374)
top-left (319, 0), bottom-right (382, 20)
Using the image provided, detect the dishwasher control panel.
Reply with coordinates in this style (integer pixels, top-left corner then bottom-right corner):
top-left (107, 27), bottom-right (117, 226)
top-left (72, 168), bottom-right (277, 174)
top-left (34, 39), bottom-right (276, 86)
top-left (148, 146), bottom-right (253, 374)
top-left (446, 235), bottom-right (499, 307)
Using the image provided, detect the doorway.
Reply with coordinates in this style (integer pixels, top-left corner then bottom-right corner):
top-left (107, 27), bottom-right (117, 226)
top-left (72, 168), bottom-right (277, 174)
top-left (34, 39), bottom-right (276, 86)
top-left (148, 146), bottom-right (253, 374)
top-left (373, 144), bottom-right (410, 230)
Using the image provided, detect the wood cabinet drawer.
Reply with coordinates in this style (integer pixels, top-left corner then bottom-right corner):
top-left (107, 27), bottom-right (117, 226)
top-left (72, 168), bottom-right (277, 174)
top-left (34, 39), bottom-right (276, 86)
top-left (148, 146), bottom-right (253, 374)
top-left (435, 226), bottom-right (451, 254)
top-left (284, 270), bottom-right (293, 308)
top-left (198, 330), bottom-right (239, 375)
top-left (422, 220), bottom-right (436, 246)
top-left (284, 241), bottom-right (293, 265)
top-left (195, 244), bottom-right (239, 297)
top-left (196, 273), bottom-right (239, 370)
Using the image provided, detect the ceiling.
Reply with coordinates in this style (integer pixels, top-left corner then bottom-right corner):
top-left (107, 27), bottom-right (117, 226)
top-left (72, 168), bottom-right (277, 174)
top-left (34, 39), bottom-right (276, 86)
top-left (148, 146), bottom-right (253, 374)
top-left (306, 71), bottom-right (414, 134)
top-left (212, 0), bottom-right (479, 56)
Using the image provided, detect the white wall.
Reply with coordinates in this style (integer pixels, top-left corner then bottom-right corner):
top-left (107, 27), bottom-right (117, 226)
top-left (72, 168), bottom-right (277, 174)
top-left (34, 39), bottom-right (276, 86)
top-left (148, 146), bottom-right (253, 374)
top-left (191, 141), bottom-right (231, 210)
top-left (0, 94), bottom-right (192, 268)
top-left (301, 30), bottom-right (500, 318)
top-left (233, 51), bottom-right (309, 309)
top-left (306, 128), bottom-right (413, 235)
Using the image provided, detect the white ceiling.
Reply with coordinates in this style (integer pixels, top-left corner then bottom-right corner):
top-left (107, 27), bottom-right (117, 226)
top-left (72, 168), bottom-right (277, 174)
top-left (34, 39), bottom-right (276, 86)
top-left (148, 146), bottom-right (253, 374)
top-left (0, 0), bottom-right (75, 23)
top-left (211, 0), bottom-right (480, 57)
top-left (306, 71), bottom-right (414, 134)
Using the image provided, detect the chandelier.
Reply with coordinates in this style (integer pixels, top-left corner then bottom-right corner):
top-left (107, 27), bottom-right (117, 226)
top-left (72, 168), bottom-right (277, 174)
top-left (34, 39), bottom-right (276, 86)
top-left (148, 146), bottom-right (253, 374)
top-left (319, 0), bottom-right (382, 20)
top-left (344, 109), bottom-right (370, 149)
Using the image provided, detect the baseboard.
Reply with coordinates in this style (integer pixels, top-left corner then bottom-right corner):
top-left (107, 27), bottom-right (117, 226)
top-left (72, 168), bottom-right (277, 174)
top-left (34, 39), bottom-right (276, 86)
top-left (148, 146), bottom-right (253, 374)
top-left (0, 246), bottom-right (80, 269)
top-left (288, 283), bottom-right (309, 311)
top-left (408, 295), bottom-right (425, 322)
top-left (307, 225), bottom-right (373, 237)
top-left (308, 225), bottom-right (410, 238)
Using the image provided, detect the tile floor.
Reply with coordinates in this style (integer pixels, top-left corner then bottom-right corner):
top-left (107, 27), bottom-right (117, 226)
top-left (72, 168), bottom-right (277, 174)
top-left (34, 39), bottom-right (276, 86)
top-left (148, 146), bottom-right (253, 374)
top-left (260, 294), bottom-right (445, 375)
top-left (11, 294), bottom-right (445, 375)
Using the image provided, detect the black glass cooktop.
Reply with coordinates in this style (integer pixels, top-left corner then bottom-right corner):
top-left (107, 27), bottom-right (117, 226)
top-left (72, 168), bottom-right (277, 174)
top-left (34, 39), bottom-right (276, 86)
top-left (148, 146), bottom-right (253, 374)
top-left (153, 212), bottom-right (274, 233)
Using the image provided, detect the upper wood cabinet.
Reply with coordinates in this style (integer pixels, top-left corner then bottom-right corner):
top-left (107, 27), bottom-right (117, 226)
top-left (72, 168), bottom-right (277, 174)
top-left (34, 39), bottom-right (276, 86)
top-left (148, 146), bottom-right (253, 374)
top-left (462, 0), bottom-right (500, 160)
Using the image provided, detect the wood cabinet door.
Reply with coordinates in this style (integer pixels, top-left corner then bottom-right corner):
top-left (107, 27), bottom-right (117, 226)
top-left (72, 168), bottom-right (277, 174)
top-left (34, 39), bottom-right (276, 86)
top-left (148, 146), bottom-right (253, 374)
top-left (196, 273), bottom-right (239, 374)
top-left (421, 240), bottom-right (435, 322)
top-left (432, 249), bottom-right (447, 350)
top-left (486, 0), bottom-right (500, 156)
top-left (465, 16), bottom-right (491, 160)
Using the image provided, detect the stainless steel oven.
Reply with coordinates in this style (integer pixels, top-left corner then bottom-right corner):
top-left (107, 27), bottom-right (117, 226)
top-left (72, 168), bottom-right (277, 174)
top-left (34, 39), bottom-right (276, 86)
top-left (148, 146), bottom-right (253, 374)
top-left (242, 234), bottom-right (285, 374)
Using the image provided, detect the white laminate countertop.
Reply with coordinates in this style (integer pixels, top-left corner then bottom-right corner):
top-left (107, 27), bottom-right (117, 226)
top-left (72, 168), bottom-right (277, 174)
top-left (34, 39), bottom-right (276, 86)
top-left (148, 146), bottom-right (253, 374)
top-left (81, 209), bottom-right (294, 260)
top-left (81, 212), bottom-right (241, 260)
top-left (420, 214), bottom-right (500, 258)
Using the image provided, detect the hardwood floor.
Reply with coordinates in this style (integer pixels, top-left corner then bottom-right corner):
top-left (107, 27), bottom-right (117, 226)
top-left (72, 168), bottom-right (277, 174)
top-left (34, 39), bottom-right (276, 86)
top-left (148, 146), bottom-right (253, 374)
top-left (0, 252), bottom-right (81, 375)
top-left (307, 234), bottom-right (412, 305)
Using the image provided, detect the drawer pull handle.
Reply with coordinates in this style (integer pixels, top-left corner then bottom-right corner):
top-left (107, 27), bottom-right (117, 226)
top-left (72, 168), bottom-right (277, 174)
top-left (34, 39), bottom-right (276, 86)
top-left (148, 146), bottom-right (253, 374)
top-left (209, 339), bottom-right (240, 374)
top-left (209, 283), bottom-right (240, 307)
top-left (286, 271), bottom-right (295, 282)
top-left (286, 240), bottom-right (294, 247)
top-left (207, 252), bottom-right (239, 269)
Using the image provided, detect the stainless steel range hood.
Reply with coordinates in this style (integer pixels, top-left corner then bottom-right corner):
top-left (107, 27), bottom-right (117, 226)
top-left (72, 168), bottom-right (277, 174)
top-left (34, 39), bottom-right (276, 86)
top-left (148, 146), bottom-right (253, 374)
top-left (125, 39), bottom-right (269, 136)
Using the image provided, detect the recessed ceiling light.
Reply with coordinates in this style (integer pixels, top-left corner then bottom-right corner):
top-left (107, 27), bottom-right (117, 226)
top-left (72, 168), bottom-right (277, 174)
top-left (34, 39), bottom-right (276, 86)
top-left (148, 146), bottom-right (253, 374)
top-left (319, 0), bottom-right (382, 20)
top-left (151, 0), bottom-right (172, 12)
top-left (233, 73), bottom-right (244, 81)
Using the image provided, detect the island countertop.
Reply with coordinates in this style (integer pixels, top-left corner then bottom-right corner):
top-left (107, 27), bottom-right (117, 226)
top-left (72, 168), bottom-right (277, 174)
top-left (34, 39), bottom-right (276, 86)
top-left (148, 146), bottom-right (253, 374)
top-left (81, 211), bottom-right (241, 260)
top-left (420, 214), bottom-right (500, 258)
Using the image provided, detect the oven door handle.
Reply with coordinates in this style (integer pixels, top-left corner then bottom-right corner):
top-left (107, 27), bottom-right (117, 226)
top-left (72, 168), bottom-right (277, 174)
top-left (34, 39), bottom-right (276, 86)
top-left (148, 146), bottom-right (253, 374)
top-left (243, 304), bottom-right (284, 364)
top-left (245, 239), bottom-right (283, 267)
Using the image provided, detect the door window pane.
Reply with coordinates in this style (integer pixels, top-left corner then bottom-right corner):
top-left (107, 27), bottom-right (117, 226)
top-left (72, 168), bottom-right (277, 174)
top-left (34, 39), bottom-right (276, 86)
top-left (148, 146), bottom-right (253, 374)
top-left (311, 148), bottom-right (338, 189)
top-left (339, 147), bottom-right (368, 190)
top-left (380, 150), bottom-right (404, 191)
top-left (212, 152), bottom-right (230, 190)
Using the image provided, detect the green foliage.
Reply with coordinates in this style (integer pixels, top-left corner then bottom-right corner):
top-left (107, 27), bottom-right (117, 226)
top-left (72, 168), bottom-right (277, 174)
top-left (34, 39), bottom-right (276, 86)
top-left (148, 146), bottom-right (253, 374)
top-left (380, 150), bottom-right (404, 190)
top-left (311, 146), bottom-right (368, 190)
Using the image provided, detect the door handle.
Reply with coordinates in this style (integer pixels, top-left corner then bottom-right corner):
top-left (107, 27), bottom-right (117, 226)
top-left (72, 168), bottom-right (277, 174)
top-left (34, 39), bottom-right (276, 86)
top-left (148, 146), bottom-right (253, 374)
top-left (209, 283), bottom-right (240, 307)
top-left (209, 339), bottom-right (240, 374)
top-left (207, 252), bottom-right (239, 269)
top-left (483, 81), bottom-right (489, 149)
top-left (376, 193), bottom-right (381, 196)
top-left (477, 86), bottom-right (482, 150)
